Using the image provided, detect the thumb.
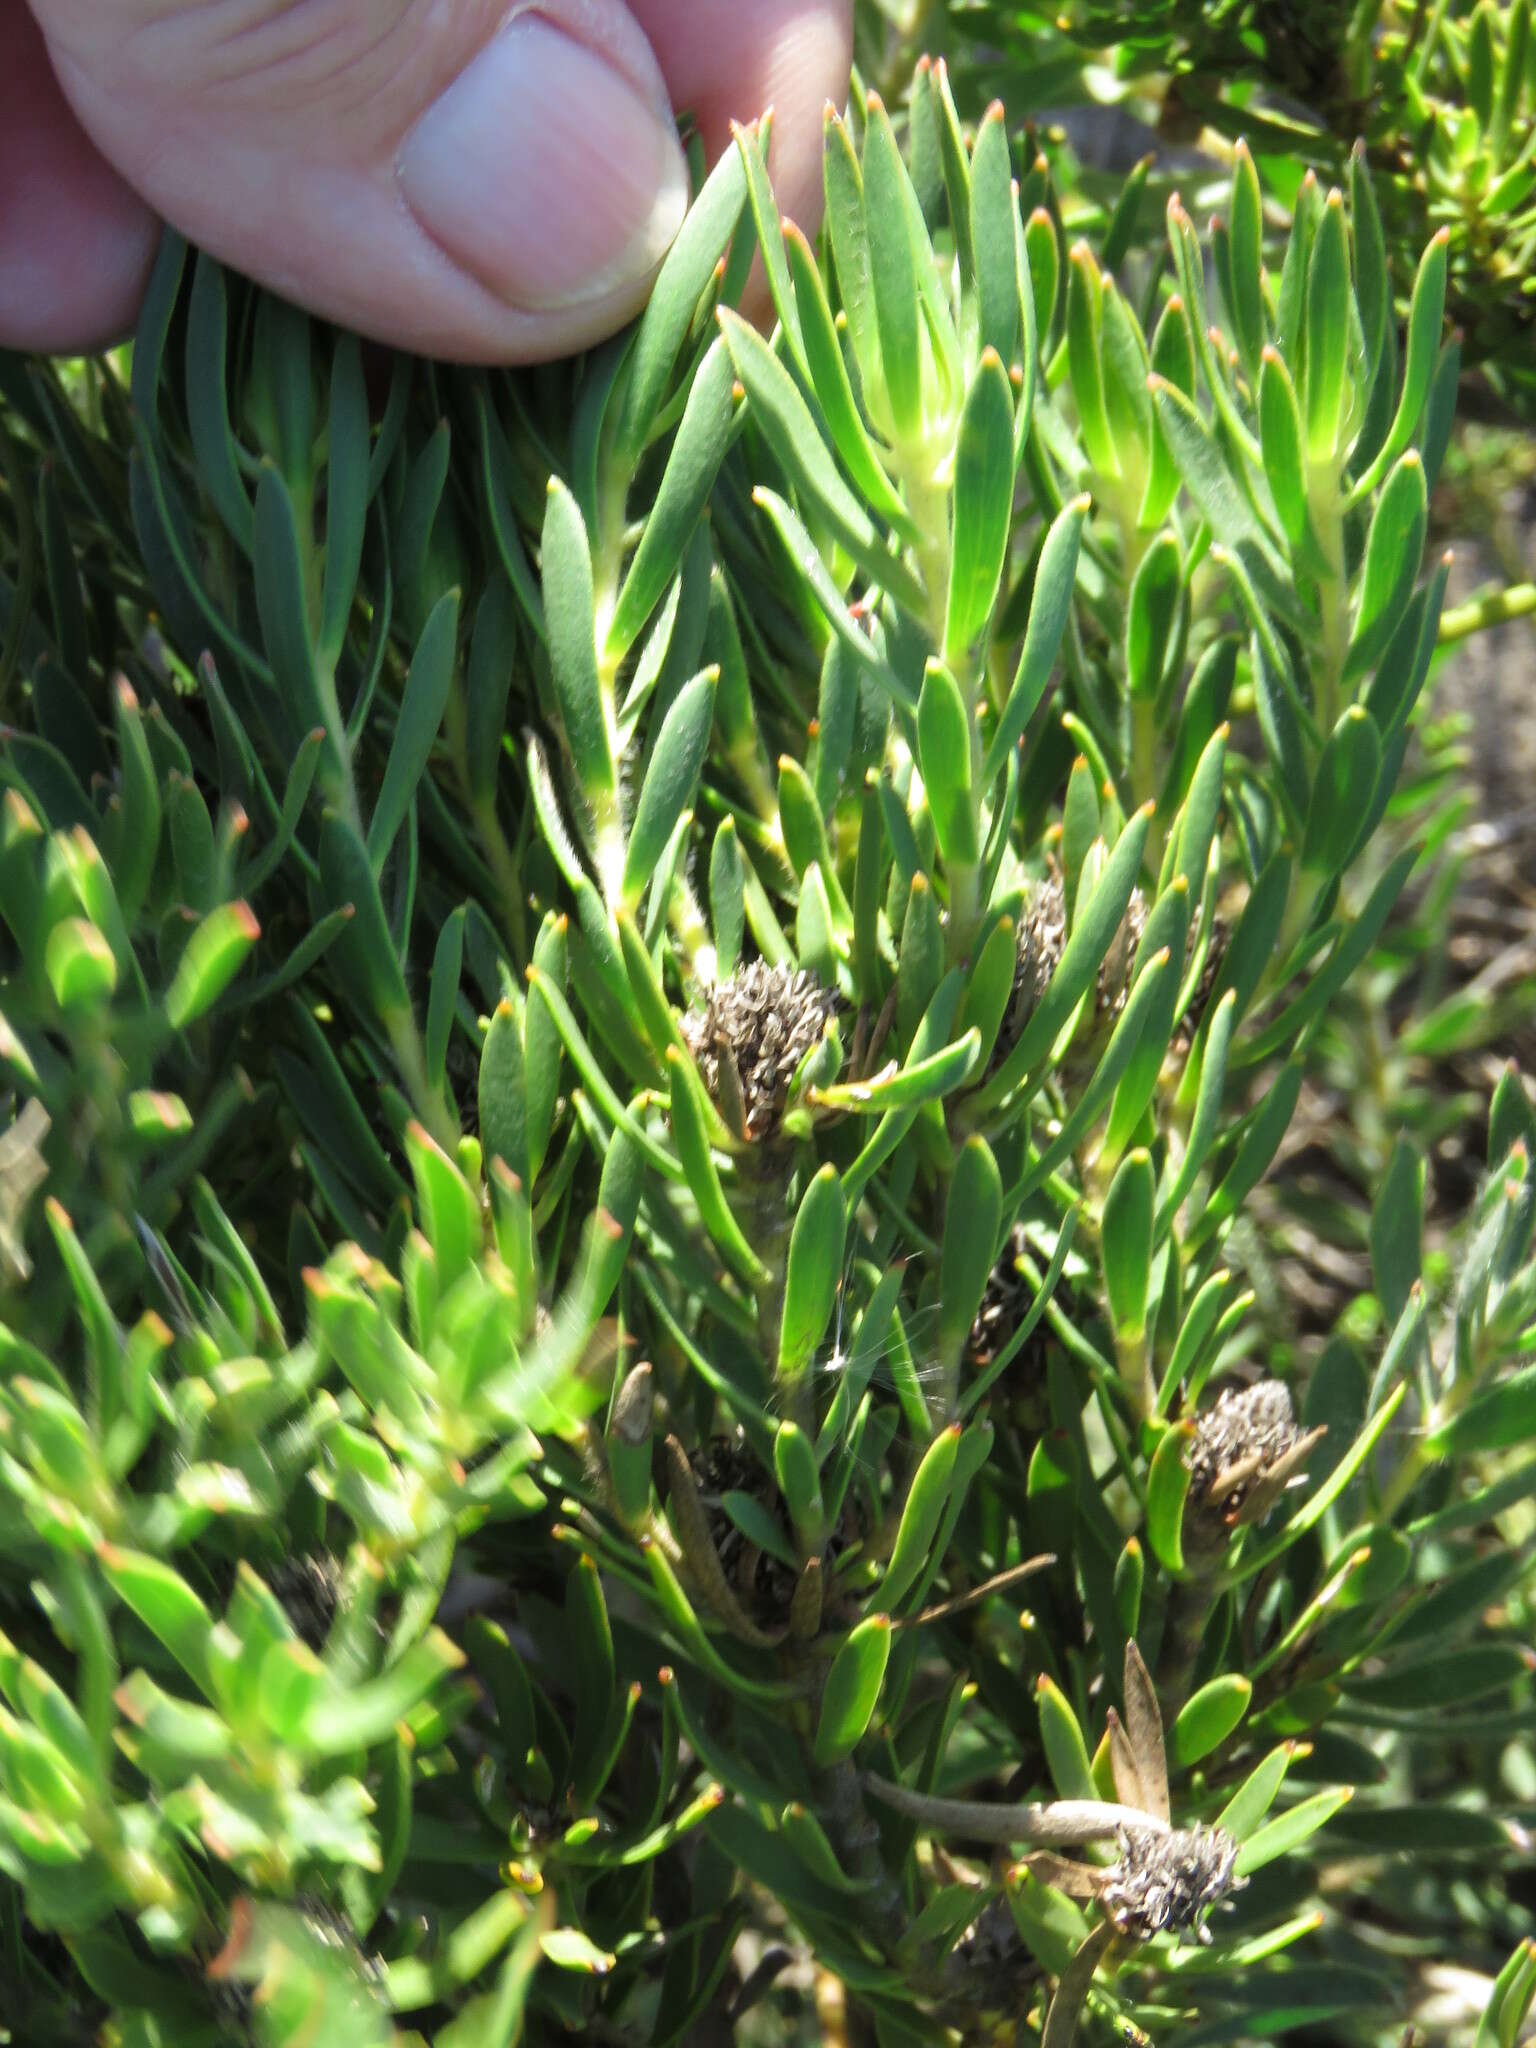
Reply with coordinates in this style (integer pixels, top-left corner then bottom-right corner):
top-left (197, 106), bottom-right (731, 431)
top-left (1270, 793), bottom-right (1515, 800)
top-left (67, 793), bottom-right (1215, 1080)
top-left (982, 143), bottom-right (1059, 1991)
top-left (26, 0), bottom-right (692, 361)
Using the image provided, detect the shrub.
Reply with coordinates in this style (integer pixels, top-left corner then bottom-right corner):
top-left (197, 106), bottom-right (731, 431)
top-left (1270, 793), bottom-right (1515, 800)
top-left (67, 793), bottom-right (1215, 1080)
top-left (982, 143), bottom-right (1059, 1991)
top-left (872, 0), bottom-right (1536, 419)
top-left (2, 56), bottom-right (1535, 2048)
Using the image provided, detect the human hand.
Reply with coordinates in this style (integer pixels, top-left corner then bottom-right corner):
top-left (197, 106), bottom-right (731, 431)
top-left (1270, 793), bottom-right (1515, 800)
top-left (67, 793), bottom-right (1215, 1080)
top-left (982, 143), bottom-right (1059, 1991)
top-left (2, 0), bottom-right (852, 358)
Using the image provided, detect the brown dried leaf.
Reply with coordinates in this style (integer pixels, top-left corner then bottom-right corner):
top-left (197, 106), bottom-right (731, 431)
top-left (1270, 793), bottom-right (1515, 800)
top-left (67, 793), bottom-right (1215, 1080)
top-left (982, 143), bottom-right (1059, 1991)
top-left (1123, 1640), bottom-right (1169, 1824)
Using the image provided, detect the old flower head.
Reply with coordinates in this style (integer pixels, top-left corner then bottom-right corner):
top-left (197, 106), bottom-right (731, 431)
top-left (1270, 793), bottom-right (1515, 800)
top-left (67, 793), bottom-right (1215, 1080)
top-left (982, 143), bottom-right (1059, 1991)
top-left (1186, 1378), bottom-right (1327, 1549)
top-left (682, 960), bottom-right (838, 1143)
top-left (1100, 1822), bottom-right (1244, 1944)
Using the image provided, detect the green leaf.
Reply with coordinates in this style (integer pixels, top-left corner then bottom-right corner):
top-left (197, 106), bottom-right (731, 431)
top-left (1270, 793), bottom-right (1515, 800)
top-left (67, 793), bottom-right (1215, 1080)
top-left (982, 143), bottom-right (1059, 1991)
top-left (751, 488), bottom-right (919, 704)
top-left (666, 1048), bottom-right (771, 1288)
top-left (614, 141), bottom-right (748, 464)
top-left (1126, 533), bottom-right (1182, 702)
top-left (861, 98), bottom-right (924, 441)
top-left (970, 102), bottom-right (1020, 365)
top-left (1234, 1787), bottom-right (1352, 1877)
top-left (606, 340), bottom-right (736, 662)
top-left (1347, 143), bottom-right (1388, 381)
top-left (1344, 452), bottom-right (1427, 681)
top-left (1066, 246), bottom-right (1114, 476)
top-left (184, 255), bottom-right (254, 555)
top-left (164, 901), bottom-right (260, 1029)
top-left (1367, 1136), bottom-right (1424, 1328)
top-left (781, 227), bottom-right (914, 547)
top-left (917, 660), bottom-right (978, 868)
top-left (984, 496), bottom-right (1088, 785)
top-left (1145, 1423), bottom-right (1192, 1573)
top-left (1169, 1675), bottom-right (1252, 1768)
top-left (478, 1001), bottom-right (528, 1186)
top-left (1304, 192), bottom-right (1350, 461)
top-left (319, 332), bottom-right (371, 668)
top-left (1302, 704), bottom-right (1392, 880)
top-left (1100, 277), bottom-right (1153, 490)
top-left (869, 1421), bottom-right (958, 1615)
top-left (1259, 348), bottom-right (1308, 548)
top-left (823, 107), bottom-right (882, 410)
top-left (296, 1631), bottom-right (465, 1757)
top-left (719, 311), bottom-right (928, 618)
top-left (1037, 1674), bottom-right (1097, 1801)
top-left (813, 1616), bottom-right (893, 1766)
top-left (779, 1165), bottom-right (847, 1379)
top-left (1226, 141), bottom-right (1265, 377)
top-left (1350, 230), bottom-right (1448, 499)
top-left (1247, 624), bottom-right (1309, 826)
top-left (367, 588), bottom-right (460, 872)
top-left (1188, 1060), bottom-right (1305, 1249)
top-left (44, 917), bottom-right (116, 1013)
top-left (772, 1420), bottom-right (826, 1551)
top-left (462, 574), bottom-right (517, 811)
top-left (622, 668), bottom-right (715, 911)
top-left (1217, 1742), bottom-right (1302, 1841)
top-left (98, 1547), bottom-right (214, 1698)
top-left (425, 904), bottom-right (465, 1095)
top-left (1102, 1148), bottom-right (1155, 1346)
top-left (709, 818), bottom-right (745, 980)
top-left (816, 1026), bottom-right (980, 1119)
top-left (938, 1137), bottom-right (1004, 1368)
top-left (253, 466), bottom-right (338, 784)
top-left (730, 112), bottom-right (804, 359)
top-left (1149, 380), bottom-right (1294, 626)
top-left (317, 810), bottom-right (409, 1026)
top-left (1426, 1364), bottom-right (1536, 1458)
top-left (541, 479), bottom-right (614, 807)
top-left (945, 350), bottom-right (1015, 660)
top-left (995, 803), bottom-right (1154, 1090)
top-left (106, 680), bottom-right (162, 926)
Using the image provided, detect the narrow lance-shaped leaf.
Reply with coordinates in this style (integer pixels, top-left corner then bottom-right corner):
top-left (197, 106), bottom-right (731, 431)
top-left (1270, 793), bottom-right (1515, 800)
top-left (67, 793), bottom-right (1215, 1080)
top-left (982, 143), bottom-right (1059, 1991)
top-left (1102, 1148), bottom-right (1155, 1348)
top-left (368, 588), bottom-right (460, 873)
top-left (917, 659), bottom-right (977, 868)
top-left (1304, 191), bottom-right (1350, 462)
top-left (812, 1616), bottom-right (892, 1766)
top-left (1349, 230), bottom-right (1448, 499)
top-left (779, 1165), bottom-right (847, 1380)
top-left (1259, 348), bottom-right (1308, 549)
top-left (861, 95), bottom-right (924, 442)
top-left (612, 137), bottom-right (748, 464)
top-left (1125, 533), bottom-right (1182, 702)
top-left (719, 311), bottom-right (928, 618)
top-left (938, 1137), bottom-right (1003, 1367)
top-left (165, 902), bottom-right (260, 1030)
top-left (1344, 451), bottom-right (1427, 681)
top-left (621, 668), bottom-right (716, 912)
top-left (877, 1425), bottom-right (962, 1615)
top-left (984, 496), bottom-right (1088, 785)
top-left (605, 339), bottom-right (737, 663)
top-left (945, 349), bottom-right (1015, 661)
top-left (1301, 708), bottom-right (1382, 879)
top-left (1226, 140), bottom-right (1265, 378)
top-left (542, 479), bottom-right (614, 808)
top-left (969, 102), bottom-right (1020, 365)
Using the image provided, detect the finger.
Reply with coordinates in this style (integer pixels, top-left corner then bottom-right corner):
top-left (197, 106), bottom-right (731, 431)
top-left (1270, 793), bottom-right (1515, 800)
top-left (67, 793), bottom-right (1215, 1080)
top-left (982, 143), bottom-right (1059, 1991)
top-left (26, 0), bottom-right (692, 361)
top-left (628, 0), bottom-right (853, 242)
top-left (0, 0), bottom-right (160, 352)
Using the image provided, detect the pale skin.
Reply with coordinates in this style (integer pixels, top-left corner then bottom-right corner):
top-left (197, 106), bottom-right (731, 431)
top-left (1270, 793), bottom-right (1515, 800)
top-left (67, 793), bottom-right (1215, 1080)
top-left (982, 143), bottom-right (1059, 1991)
top-left (2, 0), bottom-right (854, 358)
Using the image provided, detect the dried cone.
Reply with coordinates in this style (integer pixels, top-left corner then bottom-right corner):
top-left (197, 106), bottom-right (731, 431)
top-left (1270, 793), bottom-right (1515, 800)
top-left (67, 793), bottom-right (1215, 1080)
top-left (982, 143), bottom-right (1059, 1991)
top-left (681, 960), bottom-right (838, 1143)
top-left (991, 877), bottom-right (1231, 1079)
top-left (1099, 1822), bottom-right (1243, 1943)
top-left (1185, 1378), bottom-right (1326, 1558)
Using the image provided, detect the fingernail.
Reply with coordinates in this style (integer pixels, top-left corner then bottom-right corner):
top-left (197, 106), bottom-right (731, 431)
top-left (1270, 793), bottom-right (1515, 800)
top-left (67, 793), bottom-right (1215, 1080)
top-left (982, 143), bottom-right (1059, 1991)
top-left (398, 12), bottom-right (688, 313)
